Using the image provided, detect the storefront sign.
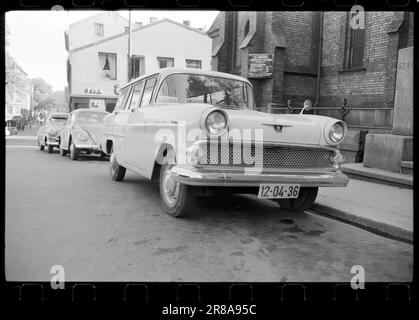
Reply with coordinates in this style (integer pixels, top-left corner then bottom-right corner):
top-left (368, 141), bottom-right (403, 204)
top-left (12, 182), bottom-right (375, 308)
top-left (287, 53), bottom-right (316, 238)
top-left (84, 88), bottom-right (103, 95)
top-left (248, 54), bottom-right (273, 78)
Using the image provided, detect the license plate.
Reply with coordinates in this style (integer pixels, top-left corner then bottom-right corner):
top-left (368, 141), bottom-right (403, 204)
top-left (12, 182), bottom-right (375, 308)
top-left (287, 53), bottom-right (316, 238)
top-left (258, 184), bottom-right (300, 199)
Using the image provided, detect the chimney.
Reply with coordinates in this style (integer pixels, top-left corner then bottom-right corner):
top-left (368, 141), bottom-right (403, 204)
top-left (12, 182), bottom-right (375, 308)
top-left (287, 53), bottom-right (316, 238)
top-left (183, 20), bottom-right (190, 27)
top-left (150, 17), bottom-right (158, 24)
top-left (135, 22), bottom-right (143, 28)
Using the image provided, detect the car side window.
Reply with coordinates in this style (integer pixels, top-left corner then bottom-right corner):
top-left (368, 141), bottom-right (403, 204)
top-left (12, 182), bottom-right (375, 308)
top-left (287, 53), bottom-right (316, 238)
top-left (128, 81), bottom-right (145, 110)
top-left (114, 87), bottom-right (131, 111)
top-left (140, 77), bottom-right (157, 107)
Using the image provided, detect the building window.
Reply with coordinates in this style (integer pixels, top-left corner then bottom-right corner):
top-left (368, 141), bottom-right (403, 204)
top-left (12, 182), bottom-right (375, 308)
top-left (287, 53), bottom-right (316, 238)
top-left (185, 59), bottom-right (202, 69)
top-left (344, 13), bottom-right (366, 69)
top-left (94, 23), bottom-right (104, 37)
top-left (98, 52), bottom-right (117, 80)
top-left (131, 56), bottom-right (145, 79)
top-left (157, 57), bottom-right (174, 69)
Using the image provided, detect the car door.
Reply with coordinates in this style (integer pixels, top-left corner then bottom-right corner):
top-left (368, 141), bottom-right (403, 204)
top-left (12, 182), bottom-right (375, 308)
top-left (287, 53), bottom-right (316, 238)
top-left (126, 77), bottom-right (157, 170)
top-left (103, 87), bottom-right (130, 154)
top-left (113, 85), bottom-right (137, 164)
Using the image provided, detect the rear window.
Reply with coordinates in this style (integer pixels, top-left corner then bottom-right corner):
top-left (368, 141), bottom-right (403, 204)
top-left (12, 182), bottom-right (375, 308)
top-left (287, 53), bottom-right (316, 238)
top-left (47, 116), bottom-right (68, 125)
top-left (76, 112), bottom-right (107, 124)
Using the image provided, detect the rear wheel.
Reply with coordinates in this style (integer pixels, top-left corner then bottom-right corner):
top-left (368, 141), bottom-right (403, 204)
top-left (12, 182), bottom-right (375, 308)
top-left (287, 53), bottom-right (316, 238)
top-left (159, 161), bottom-right (196, 218)
top-left (59, 147), bottom-right (67, 156)
top-left (109, 148), bottom-right (126, 181)
top-left (69, 142), bottom-right (79, 160)
top-left (38, 139), bottom-right (44, 151)
top-left (275, 187), bottom-right (318, 212)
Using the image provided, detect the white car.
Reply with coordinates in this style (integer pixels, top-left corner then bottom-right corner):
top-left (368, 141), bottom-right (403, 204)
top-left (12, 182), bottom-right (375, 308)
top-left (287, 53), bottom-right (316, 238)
top-left (101, 68), bottom-right (349, 217)
top-left (36, 112), bottom-right (69, 153)
top-left (5, 127), bottom-right (10, 136)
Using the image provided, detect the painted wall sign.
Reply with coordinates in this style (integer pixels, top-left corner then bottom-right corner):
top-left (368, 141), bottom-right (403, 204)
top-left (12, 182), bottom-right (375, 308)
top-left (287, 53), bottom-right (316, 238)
top-left (248, 54), bottom-right (273, 78)
top-left (89, 99), bottom-right (106, 111)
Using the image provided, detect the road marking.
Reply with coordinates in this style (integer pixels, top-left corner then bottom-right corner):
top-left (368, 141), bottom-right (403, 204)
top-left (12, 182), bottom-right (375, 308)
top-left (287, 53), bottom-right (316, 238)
top-left (6, 136), bottom-right (37, 140)
top-left (6, 146), bottom-right (37, 148)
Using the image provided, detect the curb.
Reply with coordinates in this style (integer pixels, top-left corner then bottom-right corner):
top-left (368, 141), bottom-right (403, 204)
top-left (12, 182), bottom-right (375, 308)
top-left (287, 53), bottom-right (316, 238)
top-left (310, 203), bottom-right (413, 244)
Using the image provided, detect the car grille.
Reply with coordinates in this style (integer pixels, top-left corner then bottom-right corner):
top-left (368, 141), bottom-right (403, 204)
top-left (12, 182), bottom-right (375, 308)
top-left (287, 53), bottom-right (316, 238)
top-left (200, 142), bottom-right (335, 169)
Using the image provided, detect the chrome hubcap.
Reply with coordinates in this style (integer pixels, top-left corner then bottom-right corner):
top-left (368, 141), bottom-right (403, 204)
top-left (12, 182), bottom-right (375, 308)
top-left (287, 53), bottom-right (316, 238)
top-left (162, 167), bottom-right (179, 205)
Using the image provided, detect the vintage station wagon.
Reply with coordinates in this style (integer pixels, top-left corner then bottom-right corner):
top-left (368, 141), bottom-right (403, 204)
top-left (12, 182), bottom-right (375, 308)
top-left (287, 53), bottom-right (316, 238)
top-left (101, 68), bottom-right (349, 217)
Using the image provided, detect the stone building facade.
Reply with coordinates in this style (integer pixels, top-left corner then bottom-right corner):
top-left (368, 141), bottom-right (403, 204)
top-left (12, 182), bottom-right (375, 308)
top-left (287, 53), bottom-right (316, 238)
top-left (208, 11), bottom-right (414, 131)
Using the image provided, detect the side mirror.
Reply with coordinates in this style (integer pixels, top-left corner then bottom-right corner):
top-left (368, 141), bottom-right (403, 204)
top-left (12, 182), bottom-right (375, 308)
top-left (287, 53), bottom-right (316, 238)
top-left (300, 99), bottom-right (312, 115)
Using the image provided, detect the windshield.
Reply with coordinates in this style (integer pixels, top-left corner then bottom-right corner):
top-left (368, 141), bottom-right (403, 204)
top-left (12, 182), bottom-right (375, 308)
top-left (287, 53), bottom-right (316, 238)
top-left (156, 74), bottom-right (254, 109)
top-left (75, 112), bottom-right (106, 125)
top-left (47, 116), bottom-right (68, 125)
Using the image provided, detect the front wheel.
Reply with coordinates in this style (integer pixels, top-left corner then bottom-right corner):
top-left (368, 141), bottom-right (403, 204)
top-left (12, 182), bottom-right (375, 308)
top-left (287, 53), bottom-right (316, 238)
top-left (159, 162), bottom-right (196, 218)
top-left (109, 148), bottom-right (126, 181)
top-left (69, 142), bottom-right (79, 160)
top-left (275, 187), bottom-right (319, 212)
top-left (47, 144), bottom-right (54, 153)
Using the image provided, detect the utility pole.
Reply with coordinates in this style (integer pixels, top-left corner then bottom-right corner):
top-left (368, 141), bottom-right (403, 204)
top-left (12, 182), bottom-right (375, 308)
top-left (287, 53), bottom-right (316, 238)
top-left (127, 10), bottom-right (132, 82)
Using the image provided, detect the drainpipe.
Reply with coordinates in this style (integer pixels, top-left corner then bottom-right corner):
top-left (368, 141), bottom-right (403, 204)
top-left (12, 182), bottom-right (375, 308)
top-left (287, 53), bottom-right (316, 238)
top-left (314, 12), bottom-right (324, 114)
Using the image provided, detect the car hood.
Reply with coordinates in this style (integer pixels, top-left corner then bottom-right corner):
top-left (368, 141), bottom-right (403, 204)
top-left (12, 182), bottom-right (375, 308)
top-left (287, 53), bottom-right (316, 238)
top-left (225, 109), bottom-right (332, 145)
top-left (75, 124), bottom-right (103, 144)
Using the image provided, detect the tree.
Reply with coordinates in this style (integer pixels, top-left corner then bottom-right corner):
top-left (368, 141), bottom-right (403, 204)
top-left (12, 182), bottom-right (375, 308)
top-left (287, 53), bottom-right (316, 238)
top-left (31, 77), bottom-right (55, 112)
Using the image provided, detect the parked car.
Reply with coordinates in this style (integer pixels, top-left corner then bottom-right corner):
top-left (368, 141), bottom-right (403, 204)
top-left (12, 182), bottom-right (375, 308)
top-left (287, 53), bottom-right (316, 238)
top-left (101, 68), bottom-right (349, 217)
top-left (59, 109), bottom-right (108, 160)
top-left (36, 112), bottom-right (69, 153)
top-left (6, 119), bottom-right (18, 135)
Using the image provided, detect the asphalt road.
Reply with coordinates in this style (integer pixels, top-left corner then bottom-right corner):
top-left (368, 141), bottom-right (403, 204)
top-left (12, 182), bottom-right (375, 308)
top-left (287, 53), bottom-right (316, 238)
top-left (5, 137), bottom-right (413, 282)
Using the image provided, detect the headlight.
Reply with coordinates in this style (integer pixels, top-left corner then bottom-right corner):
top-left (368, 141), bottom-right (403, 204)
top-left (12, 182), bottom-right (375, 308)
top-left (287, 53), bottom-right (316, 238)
top-left (329, 122), bottom-right (345, 143)
top-left (78, 132), bottom-right (89, 141)
top-left (205, 111), bottom-right (227, 136)
top-left (48, 129), bottom-right (58, 137)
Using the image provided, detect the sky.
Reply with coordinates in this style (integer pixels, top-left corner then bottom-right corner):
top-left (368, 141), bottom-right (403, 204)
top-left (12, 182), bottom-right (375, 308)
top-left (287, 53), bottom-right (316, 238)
top-left (6, 10), bottom-right (219, 91)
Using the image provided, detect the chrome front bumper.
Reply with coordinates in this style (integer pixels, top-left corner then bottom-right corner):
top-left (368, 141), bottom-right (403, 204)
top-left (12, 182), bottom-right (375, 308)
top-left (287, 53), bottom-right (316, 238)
top-left (74, 143), bottom-right (100, 150)
top-left (170, 165), bottom-right (349, 187)
top-left (46, 138), bottom-right (59, 146)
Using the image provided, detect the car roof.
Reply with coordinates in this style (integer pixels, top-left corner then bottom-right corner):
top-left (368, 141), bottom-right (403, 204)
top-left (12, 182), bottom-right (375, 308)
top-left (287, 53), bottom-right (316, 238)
top-left (122, 67), bottom-right (252, 89)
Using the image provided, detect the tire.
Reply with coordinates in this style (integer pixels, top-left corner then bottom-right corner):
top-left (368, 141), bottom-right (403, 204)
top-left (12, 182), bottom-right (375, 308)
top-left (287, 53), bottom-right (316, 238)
top-left (109, 148), bottom-right (126, 181)
top-left (69, 142), bottom-right (79, 160)
top-left (38, 139), bottom-right (44, 151)
top-left (159, 161), bottom-right (196, 218)
top-left (276, 187), bottom-right (318, 212)
top-left (47, 144), bottom-right (54, 153)
top-left (59, 147), bottom-right (67, 157)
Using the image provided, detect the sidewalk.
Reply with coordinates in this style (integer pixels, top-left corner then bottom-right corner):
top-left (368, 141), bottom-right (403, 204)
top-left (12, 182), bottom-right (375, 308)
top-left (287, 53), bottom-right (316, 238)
top-left (311, 178), bottom-right (413, 243)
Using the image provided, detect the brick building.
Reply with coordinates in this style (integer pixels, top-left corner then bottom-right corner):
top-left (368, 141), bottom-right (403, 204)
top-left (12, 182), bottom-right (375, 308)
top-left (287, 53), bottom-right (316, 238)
top-left (208, 11), bottom-right (413, 131)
